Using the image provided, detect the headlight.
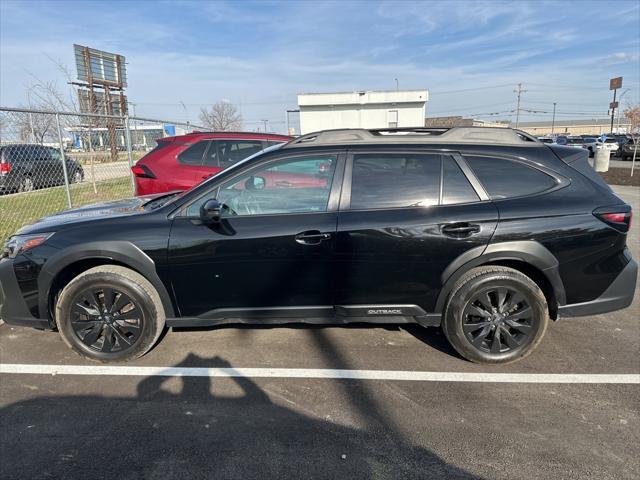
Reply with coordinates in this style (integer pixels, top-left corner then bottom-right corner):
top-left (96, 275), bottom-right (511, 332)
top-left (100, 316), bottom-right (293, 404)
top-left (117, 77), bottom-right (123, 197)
top-left (2, 233), bottom-right (54, 259)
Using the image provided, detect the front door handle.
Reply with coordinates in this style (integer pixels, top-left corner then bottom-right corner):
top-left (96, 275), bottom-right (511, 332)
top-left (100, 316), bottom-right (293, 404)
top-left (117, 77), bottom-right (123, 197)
top-left (295, 230), bottom-right (332, 245)
top-left (441, 223), bottom-right (481, 238)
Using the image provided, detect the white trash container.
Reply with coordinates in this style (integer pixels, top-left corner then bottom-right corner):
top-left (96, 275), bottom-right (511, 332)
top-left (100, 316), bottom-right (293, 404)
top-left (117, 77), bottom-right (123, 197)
top-left (594, 148), bottom-right (610, 172)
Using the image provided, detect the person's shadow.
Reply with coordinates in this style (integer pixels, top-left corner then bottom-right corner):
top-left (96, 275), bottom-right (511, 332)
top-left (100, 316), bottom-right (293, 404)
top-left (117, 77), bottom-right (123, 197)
top-left (0, 353), bottom-right (482, 479)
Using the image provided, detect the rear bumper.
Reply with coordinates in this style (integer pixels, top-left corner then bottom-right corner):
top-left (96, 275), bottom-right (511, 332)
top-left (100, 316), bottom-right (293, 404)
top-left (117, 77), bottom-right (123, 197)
top-left (558, 255), bottom-right (637, 318)
top-left (0, 258), bottom-right (51, 329)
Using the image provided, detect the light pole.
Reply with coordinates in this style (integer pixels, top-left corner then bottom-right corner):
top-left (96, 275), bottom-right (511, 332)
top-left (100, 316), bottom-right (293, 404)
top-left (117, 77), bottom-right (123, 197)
top-left (179, 101), bottom-right (190, 130)
top-left (395, 78), bottom-right (399, 90)
top-left (551, 102), bottom-right (557, 135)
top-left (286, 109), bottom-right (300, 136)
top-left (616, 89), bottom-right (630, 133)
top-left (25, 86), bottom-right (36, 142)
top-left (261, 119), bottom-right (269, 132)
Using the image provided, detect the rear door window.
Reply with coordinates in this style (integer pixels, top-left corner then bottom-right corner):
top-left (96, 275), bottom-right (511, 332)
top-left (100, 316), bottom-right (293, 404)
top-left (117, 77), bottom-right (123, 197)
top-left (177, 141), bottom-right (208, 166)
top-left (465, 156), bottom-right (556, 199)
top-left (350, 153), bottom-right (440, 209)
top-left (213, 140), bottom-right (265, 169)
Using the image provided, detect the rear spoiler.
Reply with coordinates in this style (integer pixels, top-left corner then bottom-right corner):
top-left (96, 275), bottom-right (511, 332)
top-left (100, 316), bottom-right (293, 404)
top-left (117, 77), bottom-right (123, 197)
top-left (547, 145), bottom-right (612, 193)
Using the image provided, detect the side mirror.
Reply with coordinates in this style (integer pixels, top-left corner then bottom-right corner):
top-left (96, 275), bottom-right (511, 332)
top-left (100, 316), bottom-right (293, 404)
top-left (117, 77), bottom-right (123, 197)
top-left (200, 199), bottom-right (222, 223)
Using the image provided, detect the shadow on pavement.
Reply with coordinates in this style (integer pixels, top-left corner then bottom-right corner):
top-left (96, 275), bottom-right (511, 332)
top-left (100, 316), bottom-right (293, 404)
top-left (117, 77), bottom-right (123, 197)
top-left (0, 353), bottom-right (482, 479)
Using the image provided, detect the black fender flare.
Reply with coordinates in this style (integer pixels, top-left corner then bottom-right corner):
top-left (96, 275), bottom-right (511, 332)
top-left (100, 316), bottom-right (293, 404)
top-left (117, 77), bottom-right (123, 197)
top-left (38, 241), bottom-right (175, 321)
top-left (434, 240), bottom-right (567, 313)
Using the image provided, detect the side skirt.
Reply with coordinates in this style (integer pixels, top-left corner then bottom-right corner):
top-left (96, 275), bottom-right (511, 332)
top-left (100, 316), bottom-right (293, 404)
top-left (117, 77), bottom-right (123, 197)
top-left (165, 305), bottom-right (441, 328)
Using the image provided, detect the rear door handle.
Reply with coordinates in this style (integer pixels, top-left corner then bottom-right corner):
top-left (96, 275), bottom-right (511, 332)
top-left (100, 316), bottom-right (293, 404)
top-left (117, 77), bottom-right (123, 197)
top-left (295, 230), bottom-right (332, 245)
top-left (441, 223), bottom-right (481, 238)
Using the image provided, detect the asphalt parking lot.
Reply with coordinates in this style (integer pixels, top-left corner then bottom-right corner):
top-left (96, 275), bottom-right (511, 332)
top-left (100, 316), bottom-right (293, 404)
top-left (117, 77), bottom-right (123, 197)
top-left (0, 186), bottom-right (638, 480)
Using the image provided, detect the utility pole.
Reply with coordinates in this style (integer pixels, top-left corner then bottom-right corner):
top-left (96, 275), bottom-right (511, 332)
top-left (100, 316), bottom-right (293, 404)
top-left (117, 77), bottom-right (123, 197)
top-left (551, 102), bottom-right (557, 135)
top-left (514, 83), bottom-right (527, 129)
top-left (261, 119), bottom-right (269, 132)
top-left (395, 78), bottom-right (399, 90)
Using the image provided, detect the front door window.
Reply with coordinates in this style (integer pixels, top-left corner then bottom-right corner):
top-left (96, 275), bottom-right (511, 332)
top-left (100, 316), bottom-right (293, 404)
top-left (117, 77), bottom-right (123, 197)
top-left (186, 154), bottom-right (337, 216)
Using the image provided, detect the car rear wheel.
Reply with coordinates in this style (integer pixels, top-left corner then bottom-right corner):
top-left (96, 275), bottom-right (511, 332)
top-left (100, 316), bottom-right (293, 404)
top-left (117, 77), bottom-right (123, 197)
top-left (72, 170), bottom-right (83, 183)
top-left (443, 266), bottom-right (549, 364)
top-left (56, 265), bottom-right (165, 362)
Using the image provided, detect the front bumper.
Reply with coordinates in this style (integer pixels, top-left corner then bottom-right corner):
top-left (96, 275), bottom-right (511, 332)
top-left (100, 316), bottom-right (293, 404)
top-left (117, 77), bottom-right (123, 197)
top-left (558, 256), bottom-right (638, 317)
top-left (0, 258), bottom-right (51, 329)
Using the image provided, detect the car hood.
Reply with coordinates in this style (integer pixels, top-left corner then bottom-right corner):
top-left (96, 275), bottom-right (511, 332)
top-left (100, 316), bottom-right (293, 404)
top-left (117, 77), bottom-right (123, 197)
top-left (15, 193), bottom-right (170, 235)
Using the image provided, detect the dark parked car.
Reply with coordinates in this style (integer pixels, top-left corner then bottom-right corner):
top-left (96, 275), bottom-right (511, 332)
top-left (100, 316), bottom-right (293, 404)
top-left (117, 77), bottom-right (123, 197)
top-left (619, 138), bottom-right (637, 160)
top-left (0, 144), bottom-right (84, 193)
top-left (0, 127), bottom-right (636, 364)
top-left (132, 131), bottom-right (291, 195)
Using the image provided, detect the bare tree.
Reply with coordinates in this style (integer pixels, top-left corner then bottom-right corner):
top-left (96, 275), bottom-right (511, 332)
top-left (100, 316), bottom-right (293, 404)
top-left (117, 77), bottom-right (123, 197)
top-left (623, 104), bottom-right (639, 175)
top-left (199, 101), bottom-right (242, 131)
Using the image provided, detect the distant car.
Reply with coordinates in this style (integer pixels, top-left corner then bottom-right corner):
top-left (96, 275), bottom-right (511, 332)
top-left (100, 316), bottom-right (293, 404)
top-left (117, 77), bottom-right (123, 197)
top-left (555, 136), bottom-right (584, 148)
top-left (0, 144), bottom-right (83, 193)
top-left (596, 137), bottom-right (619, 156)
top-left (132, 132), bottom-right (292, 195)
top-left (619, 139), bottom-right (637, 161)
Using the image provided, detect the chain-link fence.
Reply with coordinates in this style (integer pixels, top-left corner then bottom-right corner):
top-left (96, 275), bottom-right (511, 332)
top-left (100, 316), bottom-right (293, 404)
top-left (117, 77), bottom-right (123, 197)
top-left (0, 106), bottom-right (198, 243)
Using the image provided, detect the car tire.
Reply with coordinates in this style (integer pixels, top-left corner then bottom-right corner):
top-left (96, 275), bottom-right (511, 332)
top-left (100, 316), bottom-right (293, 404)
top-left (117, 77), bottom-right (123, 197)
top-left (442, 266), bottom-right (549, 364)
top-left (72, 170), bottom-right (83, 183)
top-left (55, 265), bottom-right (166, 362)
top-left (18, 176), bottom-right (34, 192)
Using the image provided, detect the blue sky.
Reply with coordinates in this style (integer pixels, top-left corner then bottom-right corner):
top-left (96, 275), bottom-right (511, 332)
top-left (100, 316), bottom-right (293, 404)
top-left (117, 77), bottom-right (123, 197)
top-left (1, 0), bottom-right (639, 133)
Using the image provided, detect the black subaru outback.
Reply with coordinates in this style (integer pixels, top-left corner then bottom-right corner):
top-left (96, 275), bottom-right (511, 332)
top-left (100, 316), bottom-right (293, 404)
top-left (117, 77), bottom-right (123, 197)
top-left (0, 127), bottom-right (636, 364)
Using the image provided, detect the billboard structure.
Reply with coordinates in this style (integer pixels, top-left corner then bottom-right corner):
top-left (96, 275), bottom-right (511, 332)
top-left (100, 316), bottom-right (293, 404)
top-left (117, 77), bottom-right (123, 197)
top-left (73, 44), bottom-right (128, 159)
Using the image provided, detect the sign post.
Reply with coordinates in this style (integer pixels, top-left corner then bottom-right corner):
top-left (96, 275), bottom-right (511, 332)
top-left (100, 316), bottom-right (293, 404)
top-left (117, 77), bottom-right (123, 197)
top-left (609, 77), bottom-right (622, 134)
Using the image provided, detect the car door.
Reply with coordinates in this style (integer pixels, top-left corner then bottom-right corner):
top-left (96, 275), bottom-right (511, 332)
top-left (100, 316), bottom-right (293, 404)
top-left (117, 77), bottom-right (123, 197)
top-left (167, 149), bottom-right (345, 318)
top-left (333, 150), bottom-right (498, 315)
top-left (46, 147), bottom-right (67, 186)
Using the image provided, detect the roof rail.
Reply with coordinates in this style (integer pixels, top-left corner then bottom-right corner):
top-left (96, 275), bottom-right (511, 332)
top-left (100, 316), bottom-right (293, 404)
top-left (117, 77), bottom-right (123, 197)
top-left (285, 127), bottom-right (539, 147)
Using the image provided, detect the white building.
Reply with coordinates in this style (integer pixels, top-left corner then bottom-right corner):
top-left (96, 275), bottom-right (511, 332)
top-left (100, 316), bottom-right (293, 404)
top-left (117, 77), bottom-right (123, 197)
top-left (297, 90), bottom-right (428, 134)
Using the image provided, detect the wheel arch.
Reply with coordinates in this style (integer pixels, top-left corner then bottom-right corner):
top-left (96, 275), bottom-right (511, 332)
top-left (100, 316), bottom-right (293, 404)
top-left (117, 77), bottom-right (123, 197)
top-left (40, 241), bottom-right (176, 325)
top-left (436, 241), bottom-right (566, 319)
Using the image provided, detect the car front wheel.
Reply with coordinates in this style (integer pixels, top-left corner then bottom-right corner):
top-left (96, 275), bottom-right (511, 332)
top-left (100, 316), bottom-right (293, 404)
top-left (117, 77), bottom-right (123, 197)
top-left (56, 265), bottom-right (166, 362)
top-left (443, 266), bottom-right (549, 364)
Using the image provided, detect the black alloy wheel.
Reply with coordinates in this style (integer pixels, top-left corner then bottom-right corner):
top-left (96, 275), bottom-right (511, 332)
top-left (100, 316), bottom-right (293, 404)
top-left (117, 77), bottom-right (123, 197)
top-left (56, 265), bottom-right (165, 362)
top-left (461, 287), bottom-right (536, 354)
top-left (443, 266), bottom-right (549, 364)
top-left (70, 287), bottom-right (144, 353)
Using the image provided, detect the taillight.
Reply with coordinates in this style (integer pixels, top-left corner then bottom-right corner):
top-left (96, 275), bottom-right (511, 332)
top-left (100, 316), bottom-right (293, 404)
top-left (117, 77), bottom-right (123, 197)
top-left (132, 164), bottom-right (156, 179)
top-left (0, 161), bottom-right (11, 175)
top-left (594, 207), bottom-right (632, 232)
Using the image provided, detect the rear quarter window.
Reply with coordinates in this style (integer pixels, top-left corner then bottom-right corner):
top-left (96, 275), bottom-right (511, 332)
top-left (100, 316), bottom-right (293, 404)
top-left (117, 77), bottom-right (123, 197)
top-left (177, 140), bottom-right (209, 166)
top-left (465, 156), bottom-right (557, 200)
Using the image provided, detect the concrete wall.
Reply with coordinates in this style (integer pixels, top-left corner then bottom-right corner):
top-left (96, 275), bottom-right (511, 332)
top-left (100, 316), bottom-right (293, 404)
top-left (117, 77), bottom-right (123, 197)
top-left (298, 90), bottom-right (427, 134)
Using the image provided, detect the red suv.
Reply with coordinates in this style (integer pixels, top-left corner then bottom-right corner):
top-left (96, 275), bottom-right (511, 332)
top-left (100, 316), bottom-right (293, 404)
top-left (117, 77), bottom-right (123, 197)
top-left (132, 132), bottom-right (291, 195)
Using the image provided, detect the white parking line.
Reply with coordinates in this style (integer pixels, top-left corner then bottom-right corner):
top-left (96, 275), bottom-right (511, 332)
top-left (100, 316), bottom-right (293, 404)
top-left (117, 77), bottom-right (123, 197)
top-left (1, 364), bottom-right (639, 383)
